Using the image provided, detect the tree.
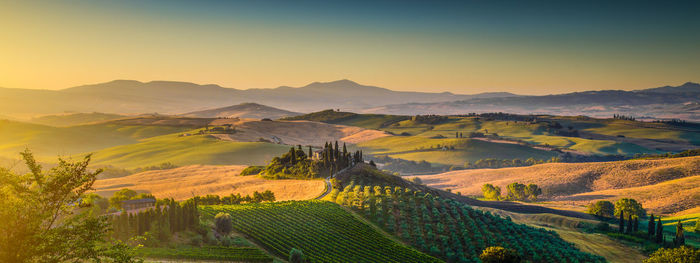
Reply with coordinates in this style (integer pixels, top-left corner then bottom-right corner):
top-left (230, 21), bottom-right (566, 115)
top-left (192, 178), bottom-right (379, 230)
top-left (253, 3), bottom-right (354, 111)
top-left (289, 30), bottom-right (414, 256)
top-left (481, 184), bottom-right (501, 200)
top-left (614, 198), bottom-right (646, 218)
top-left (289, 248), bottom-right (305, 263)
top-left (656, 218), bottom-right (663, 243)
top-left (648, 214), bottom-right (656, 239)
top-left (214, 212), bottom-right (233, 235)
top-left (479, 246), bottom-right (521, 263)
top-left (643, 246), bottom-right (699, 263)
top-left (524, 184), bottom-right (541, 201)
top-left (674, 220), bottom-right (685, 246)
top-left (109, 188), bottom-right (138, 209)
top-left (587, 201), bottom-right (615, 218)
top-left (627, 215), bottom-right (633, 233)
top-left (619, 211), bottom-right (625, 233)
top-left (506, 182), bottom-right (527, 201)
top-left (0, 150), bottom-right (141, 262)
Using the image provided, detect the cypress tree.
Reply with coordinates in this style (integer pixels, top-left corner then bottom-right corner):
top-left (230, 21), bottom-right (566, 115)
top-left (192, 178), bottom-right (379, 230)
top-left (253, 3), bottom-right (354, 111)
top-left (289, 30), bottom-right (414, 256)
top-left (648, 214), bottom-right (655, 239)
top-left (674, 220), bottom-right (685, 246)
top-left (633, 217), bottom-right (639, 232)
top-left (290, 147), bottom-right (296, 165)
top-left (335, 141), bottom-right (340, 160)
top-left (619, 211), bottom-right (625, 233)
top-left (627, 215), bottom-right (633, 233)
top-left (308, 146), bottom-right (313, 159)
top-left (655, 218), bottom-right (663, 243)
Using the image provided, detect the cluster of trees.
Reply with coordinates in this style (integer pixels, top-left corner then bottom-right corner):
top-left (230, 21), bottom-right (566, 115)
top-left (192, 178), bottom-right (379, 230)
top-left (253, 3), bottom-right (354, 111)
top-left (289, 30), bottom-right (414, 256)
top-left (587, 199), bottom-right (690, 249)
top-left (110, 198), bottom-right (199, 244)
top-left (613, 114), bottom-right (637, 121)
top-left (465, 158), bottom-right (556, 169)
top-left (371, 155), bottom-right (437, 174)
top-left (0, 150), bottom-right (141, 262)
top-left (263, 142), bottom-right (363, 179)
top-left (653, 119), bottom-right (700, 129)
top-left (109, 188), bottom-right (156, 209)
top-left (411, 114), bottom-right (448, 124)
top-left (481, 183), bottom-right (541, 201)
top-left (191, 191), bottom-right (275, 205)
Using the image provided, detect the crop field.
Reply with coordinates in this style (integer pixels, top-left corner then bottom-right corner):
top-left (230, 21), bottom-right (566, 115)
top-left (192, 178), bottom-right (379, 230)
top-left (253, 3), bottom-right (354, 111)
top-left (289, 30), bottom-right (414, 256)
top-left (89, 133), bottom-right (290, 168)
top-left (328, 181), bottom-right (604, 262)
top-left (136, 246), bottom-right (273, 262)
top-left (200, 200), bottom-right (439, 263)
top-left (357, 136), bottom-right (557, 166)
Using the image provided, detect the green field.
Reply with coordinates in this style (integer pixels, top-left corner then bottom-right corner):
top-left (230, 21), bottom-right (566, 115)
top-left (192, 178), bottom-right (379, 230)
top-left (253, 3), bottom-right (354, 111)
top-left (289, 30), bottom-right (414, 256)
top-left (282, 109), bottom-right (408, 129)
top-left (200, 200), bottom-right (440, 263)
top-left (0, 120), bottom-right (191, 161)
top-left (29, 112), bottom-right (126, 127)
top-left (357, 136), bottom-right (557, 166)
top-left (90, 132), bottom-right (290, 169)
top-left (325, 179), bottom-right (603, 262)
top-left (136, 246), bottom-right (273, 262)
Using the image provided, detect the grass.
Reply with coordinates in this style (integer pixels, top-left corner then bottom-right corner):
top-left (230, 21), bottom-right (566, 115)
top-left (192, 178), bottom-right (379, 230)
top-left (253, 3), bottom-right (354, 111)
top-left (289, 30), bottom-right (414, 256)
top-left (29, 112), bottom-right (126, 127)
top-left (0, 120), bottom-right (191, 161)
top-left (89, 132), bottom-right (290, 169)
top-left (358, 136), bottom-right (557, 166)
top-left (200, 200), bottom-right (439, 263)
top-left (136, 246), bottom-right (273, 262)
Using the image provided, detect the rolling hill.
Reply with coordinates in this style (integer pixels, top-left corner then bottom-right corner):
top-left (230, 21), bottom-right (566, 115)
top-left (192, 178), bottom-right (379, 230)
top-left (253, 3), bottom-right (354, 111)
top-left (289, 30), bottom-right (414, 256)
top-left (182, 102), bottom-right (301, 119)
top-left (28, 112), bottom-right (127, 127)
top-left (416, 156), bottom-right (700, 215)
top-left (92, 165), bottom-right (325, 200)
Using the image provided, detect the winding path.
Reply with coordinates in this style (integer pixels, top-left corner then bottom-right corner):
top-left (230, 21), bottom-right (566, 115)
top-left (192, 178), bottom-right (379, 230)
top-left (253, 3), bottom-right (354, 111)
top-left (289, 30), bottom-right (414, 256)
top-left (315, 165), bottom-right (353, 199)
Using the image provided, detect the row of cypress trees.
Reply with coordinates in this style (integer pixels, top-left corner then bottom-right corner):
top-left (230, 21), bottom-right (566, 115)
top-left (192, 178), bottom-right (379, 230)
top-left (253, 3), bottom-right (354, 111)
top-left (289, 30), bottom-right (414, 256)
top-left (619, 212), bottom-right (686, 247)
top-left (320, 141), bottom-right (363, 176)
top-left (110, 199), bottom-right (199, 240)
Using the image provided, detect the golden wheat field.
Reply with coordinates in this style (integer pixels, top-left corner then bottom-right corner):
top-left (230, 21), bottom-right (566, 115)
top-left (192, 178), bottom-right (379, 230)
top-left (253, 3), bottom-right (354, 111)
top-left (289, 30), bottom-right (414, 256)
top-left (418, 156), bottom-right (700, 215)
top-left (93, 165), bottom-right (326, 200)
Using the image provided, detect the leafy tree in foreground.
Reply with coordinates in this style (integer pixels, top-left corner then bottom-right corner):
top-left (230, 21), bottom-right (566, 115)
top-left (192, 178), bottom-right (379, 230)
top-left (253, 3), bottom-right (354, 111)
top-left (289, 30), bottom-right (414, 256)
top-left (587, 200), bottom-right (615, 218)
top-left (215, 212), bottom-right (233, 235)
top-left (643, 246), bottom-right (700, 263)
top-left (0, 150), bottom-right (141, 262)
top-left (479, 246), bottom-right (521, 263)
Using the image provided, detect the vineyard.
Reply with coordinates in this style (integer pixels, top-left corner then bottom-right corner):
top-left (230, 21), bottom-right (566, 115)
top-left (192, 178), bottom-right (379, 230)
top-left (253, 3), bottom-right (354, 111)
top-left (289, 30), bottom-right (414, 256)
top-left (200, 200), bottom-right (440, 263)
top-left (329, 180), bottom-right (605, 263)
top-left (135, 246), bottom-right (273, 262)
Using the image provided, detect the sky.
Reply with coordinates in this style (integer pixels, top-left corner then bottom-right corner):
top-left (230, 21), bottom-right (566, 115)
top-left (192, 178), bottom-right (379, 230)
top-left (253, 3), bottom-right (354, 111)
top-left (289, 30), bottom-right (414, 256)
top-left (1, 0), bottom-right (699, 95)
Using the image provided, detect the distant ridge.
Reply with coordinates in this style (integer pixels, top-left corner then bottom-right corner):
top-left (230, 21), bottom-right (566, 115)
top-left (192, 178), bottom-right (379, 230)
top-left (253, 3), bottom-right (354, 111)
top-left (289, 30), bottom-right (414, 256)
top-left (183, 103), bottom-right (301, 119)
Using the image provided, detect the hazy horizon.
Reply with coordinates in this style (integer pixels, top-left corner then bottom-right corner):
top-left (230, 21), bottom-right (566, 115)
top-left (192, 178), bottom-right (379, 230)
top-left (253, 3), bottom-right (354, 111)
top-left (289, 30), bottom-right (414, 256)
top-left (2, 0), bottom-right (699, 94)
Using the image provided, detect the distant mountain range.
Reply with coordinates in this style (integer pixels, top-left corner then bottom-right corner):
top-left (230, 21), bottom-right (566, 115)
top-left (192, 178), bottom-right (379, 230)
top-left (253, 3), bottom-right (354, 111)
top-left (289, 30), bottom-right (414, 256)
top-left (0, 79), bottom-right (698, 121)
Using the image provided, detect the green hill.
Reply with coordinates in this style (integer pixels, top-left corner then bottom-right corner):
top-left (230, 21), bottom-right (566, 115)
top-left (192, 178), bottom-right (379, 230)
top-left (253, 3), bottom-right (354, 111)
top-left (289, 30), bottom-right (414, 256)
top-left (89, 132), bottom-right (290, 169)
top-left (200, 200), bottom-right (440, 263)
top-left (29, 112), bottom-right (126, 127)
top-left (282, 109), bottom-right (408, 129)
top-left (0, 119), bottom-right (192, 161)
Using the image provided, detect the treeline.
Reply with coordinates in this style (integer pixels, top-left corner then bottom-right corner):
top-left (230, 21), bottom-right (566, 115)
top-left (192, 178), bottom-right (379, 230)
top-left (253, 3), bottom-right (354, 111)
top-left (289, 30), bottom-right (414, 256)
top-left (585, 199), bottom-right (689, 252)
top-left (632, 149), bottom-right (700, 160)
top-left (192, 191), bottom-right (275, 205)
top-left (370, 155), bottom-right (438, 174)
top-left (99, 162), bottom-right (179, 179)
top-left (653, 119), bottom-right (700, 129)
top-left (110, 199), bottom-right (199, 242)
top-left (263, 142), bottom-right (363, 179)
top-left (411, 115), bottom-right (449, 124)
top-left (481, 183), bottom-right (541, 201)
top-left (613, 114), bottom-right (637, 121)
top-left (465, 158), bottom-right (557, 169)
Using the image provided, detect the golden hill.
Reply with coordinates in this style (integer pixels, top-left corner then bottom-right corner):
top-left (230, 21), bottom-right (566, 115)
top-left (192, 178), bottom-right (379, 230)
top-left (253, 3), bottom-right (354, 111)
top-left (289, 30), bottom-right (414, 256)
top-left (417, 156), bottom-right (700, 215)
top-left (93, 165), bottom-right (325, 201)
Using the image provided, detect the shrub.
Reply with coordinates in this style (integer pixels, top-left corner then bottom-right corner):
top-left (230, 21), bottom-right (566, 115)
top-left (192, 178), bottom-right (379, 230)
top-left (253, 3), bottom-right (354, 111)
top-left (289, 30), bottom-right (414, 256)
top-left (587, 201), bottom-right (615, 218)
top-left (289, 248), bottom-right (305, 263)
top-left (481, 184), bottom-right (501, 200)
top-left (215, 212), bottom-right (233, 234)
top-left (644, 246), bottom-right (700, 263)
top-left (479, 246), bottom-right (521, 263)
top-left (614, 198), bottom-right (646, 218)
top-left (240, 166), bottom-right (263, 176)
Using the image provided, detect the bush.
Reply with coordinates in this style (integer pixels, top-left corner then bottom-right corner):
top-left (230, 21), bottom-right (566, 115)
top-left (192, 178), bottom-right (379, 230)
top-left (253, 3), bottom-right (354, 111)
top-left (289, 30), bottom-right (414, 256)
top-left (239, 166), bottom-right (263, 176)
top-left (595, 222), bottom-right (611, 232)
top-left (215, 212), bottom-right (233, 234)
top-left (587, 201), bottom-right (615, 218)
top-left (190, 235), bottom-right (203, 247)
top-left (644, 246), bottom-right (700, 263)
top-left (479, 246), bottom-right (521, 263)
top-left (289, 248), bottom-right (305, 263)
top-left (614, 198), bottom-right (646, 218)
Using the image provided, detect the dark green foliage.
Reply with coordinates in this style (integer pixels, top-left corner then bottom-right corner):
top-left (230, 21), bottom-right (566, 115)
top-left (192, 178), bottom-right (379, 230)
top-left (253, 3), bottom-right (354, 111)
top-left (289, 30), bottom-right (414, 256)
top-left (333, 181), bottom-right (603, 263)
top-left (214, 213), bottom-right (233, 235)
top-left (656, 218), bottom-right (663, 243)
top-left (644, 246), bottom-right (700, 263)
top-left (192, 190), bottom-right (275, 205)
top-left (136, 246), bottom-right (273, 262)
top-left (619, 211), bottom-right (625, 233)
top-left (239, 166), bottom-right (264, 176)
top-left (648, 214), bottom-right (656, 239)
top-left (587, 201), bottom-right (615, 218)
top-left (479, 246), bottom-right (521, 263)
top-left (289, 248), bottom-right (305, 263)
top-left (110, 198), bottom-right (199, 241)
top-left (481, 184), bottom-right (501, 200)
top-left (675, 220), bottom-right (686, 246)
top-left (614, 198), bottom-right (646, 218)
top-left (506, 182), bottom-right (541, 201)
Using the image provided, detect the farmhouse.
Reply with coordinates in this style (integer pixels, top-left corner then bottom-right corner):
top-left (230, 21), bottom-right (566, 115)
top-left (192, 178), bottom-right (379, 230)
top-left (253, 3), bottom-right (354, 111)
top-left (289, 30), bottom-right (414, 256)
top-left (121, 198), bottom-right (156, 211)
